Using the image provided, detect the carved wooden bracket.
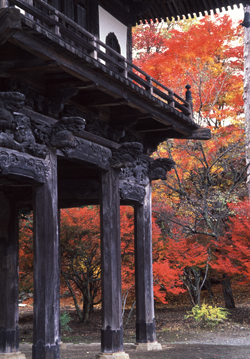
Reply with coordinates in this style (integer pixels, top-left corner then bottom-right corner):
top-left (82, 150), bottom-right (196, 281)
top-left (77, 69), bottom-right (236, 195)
top-left (50, 116), bottom-right (86, 150)
top-left (0, 92), bottom-right (25, 130)
top-left (111, 142), bottom-right (143, 168)
top-left (113, 142), bottom-right (175, 203)
top-left (0, 92), bottom-right (49, 158)
top-left (148, 158), bottom-right (175, 181)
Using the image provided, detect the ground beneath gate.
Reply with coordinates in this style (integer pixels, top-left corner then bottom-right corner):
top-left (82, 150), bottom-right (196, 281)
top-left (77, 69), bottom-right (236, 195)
top-left (19, 306), bottom-right (250, 359)
top-left (19, 283), bottom-right (250, 358)
top-left (19, 341), bottom-right (250, 359)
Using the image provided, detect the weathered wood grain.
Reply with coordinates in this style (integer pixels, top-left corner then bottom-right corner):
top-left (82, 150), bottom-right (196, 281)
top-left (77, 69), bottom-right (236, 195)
top-left (32, 149), bottom-right (60, 359)
top-left (100, 168), bottom-right (123, 353)
top-left (134, 183), bottom-right (157, 343)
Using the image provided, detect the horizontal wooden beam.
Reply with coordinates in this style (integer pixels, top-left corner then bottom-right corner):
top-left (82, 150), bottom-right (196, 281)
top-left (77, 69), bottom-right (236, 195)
top-left (7, 59), bottom-right (57, 72)
top-left (56, 138), bottom-right (112, 170)
top-left (188, 128), bottom-right (211, 140)
top-left (0, 148), bottom-right (49, 183)
top-left (137, 127), bottom-right (172, 133)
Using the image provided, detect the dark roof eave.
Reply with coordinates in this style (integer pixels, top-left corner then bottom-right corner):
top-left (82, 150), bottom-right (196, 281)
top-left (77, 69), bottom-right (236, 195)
top-left (133, 0), bottom-right (243, 25)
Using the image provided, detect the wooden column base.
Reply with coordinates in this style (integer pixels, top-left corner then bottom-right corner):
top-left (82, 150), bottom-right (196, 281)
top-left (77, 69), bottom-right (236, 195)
top-left (131, 342), bottom-right (162, 351)
top-left (95, 352), bottom-right (130, 359)
top-left (0, 352), bottom-right (26, 359)
top-left (136, 321), bottom-right (156, 343)
top-left (32, 343), bottom-right (59, 359)
top-left (0, 328), bottom-right (19, 353)
top-left (101, 328), bottom-right (123, 353)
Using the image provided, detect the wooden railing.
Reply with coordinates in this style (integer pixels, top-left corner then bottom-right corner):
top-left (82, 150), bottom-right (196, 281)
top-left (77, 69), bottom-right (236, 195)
top-left (7, 0), bottom-right (194, 120)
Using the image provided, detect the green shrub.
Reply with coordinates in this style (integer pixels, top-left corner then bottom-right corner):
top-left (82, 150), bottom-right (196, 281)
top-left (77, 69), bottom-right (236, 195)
top-left (60, 312), bottom-right (73, 332)
top-left (185, 302), bottom-right (229, 324)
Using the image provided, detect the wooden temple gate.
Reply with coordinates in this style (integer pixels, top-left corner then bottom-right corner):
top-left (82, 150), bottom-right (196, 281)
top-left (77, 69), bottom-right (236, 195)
top-left (0, 0), bottom-right (242, 358)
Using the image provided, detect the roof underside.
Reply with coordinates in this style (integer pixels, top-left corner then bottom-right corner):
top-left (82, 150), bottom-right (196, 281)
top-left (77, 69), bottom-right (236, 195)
top-left (101, 0), bottom-right (243, 27)
top-left (131, 0), bottom-right (243, 24)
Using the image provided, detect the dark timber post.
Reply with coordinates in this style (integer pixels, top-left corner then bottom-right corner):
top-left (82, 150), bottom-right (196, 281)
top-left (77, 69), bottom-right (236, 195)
top-left (0, 193), bottom-right (25, 359)
top-left (134, 183), bottom-right (161, 351)
top-left (97, 168), bottom-right (129, 359)
top-left (32, 149), bottom-right (60, 359)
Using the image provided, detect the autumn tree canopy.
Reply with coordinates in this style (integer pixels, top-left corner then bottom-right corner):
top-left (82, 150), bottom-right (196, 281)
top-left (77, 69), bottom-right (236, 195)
top-left (133, 14), bottom-right (244, 126)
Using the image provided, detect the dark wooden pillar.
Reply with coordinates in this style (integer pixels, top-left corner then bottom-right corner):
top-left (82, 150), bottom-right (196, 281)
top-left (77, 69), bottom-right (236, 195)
top-left (134, 183), bottom-right (161, 350)
top-left (32, 149), bottom-right (60, 359)
top-left (98, 168), bottom-right (129, 359)
top-left (0, 193), bottom-right (24, 358)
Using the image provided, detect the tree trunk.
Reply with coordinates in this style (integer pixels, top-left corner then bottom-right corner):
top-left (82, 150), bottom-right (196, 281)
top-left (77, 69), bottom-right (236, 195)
top-left (83, 287), bottom-right (92, 324)
top-left (192, 267), bottom-right (201, 306)
top-left (244, 4), bottom-right (250, 197)
top-left (222, 274), bottom-right (235, 309)
top-left (183, 267), bottom-right (197, 307)
top-left (203, 278), bottom-right (214, 301)
top-left (63, 275), bottom-right (83, 322)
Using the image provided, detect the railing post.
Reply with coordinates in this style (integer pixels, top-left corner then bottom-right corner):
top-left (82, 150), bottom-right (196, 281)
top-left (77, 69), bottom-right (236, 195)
top-left (50, 9), bottom-right (60, 36)
top-left (185, 84), bottom-right (193, 119)
top-left (89, 36), bottom-right (98, 60)
top-left (120, 59), bottom-right (128, 78)
top-left (146, 76), bottom-right (153, 95)
top-left (26, 0), bottom-right (33, 19)
top-left (0, 0), bottom-right (9, 8)
top-left (168, 90), bottom-right (175, 108)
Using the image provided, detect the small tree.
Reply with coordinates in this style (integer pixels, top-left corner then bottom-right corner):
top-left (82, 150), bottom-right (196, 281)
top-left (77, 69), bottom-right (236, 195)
top-left (60, 207), bottom-right (101, 323)
top-left (152, 226), bottom-right (210, 306)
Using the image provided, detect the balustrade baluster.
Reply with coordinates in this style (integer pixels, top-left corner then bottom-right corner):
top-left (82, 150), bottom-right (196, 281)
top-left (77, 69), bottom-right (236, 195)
top-left (25, 0), bottom-right (33, 19)
top-left (185, 84), bottom-right (193, 119)
top-left (120, 59), bottom-right (128, 78)
top-left (49, 8), bottom-right (60, 35)
top-left (168, 90), bottom-right (175, 108)
top-left (146, 75), bottom-right (153, 95)
top-left (89, 36), bottom-right (98, 60)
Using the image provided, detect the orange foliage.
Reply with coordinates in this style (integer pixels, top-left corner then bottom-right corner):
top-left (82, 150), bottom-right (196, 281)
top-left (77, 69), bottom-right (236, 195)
top-left (133, 14), bottom-right (243, 125)
top-left (153, 225), bottom-right (210, 303)
top-left (213, 201), bottom-right (250, 281)
top-left (19, 213), bottom-right (33, 292)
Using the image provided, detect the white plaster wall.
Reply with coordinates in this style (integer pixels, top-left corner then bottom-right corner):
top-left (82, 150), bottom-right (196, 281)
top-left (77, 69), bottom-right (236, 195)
top-left (98, 6), bottom-right (127, 58)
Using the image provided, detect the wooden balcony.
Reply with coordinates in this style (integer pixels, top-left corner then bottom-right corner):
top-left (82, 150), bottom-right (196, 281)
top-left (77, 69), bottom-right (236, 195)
top-left (0, 0), bottom-right (211, 150)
